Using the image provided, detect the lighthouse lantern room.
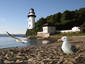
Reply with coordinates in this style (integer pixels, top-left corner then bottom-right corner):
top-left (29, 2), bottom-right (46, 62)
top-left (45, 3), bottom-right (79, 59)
top-left (28, 8), bottom-right (36, 29)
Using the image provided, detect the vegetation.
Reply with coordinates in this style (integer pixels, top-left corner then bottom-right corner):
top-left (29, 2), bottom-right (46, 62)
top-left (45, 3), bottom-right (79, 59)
top-left (26, 8), bottom-right (85, 36)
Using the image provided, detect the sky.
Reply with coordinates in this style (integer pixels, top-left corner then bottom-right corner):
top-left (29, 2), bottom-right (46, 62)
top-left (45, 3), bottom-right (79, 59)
top-left (0, 0), bottom-right (85, 34)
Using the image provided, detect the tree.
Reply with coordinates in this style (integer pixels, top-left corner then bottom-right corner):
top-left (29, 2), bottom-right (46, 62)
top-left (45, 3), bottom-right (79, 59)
top-left (35, 18), bottom-right (47, 32)
top-left (26, 8), bottom-right (85, 36)
top-left (80, 22), bottom-right (85, 32)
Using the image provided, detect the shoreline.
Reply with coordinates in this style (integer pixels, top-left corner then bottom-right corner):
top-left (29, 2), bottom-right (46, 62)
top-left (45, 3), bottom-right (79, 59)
top-left (0, 36), bottom-right (85, 64)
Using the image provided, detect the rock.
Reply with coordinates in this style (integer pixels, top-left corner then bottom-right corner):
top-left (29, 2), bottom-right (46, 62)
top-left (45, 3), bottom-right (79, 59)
top-left (58, 56), bottom-right (64, 64)
top-left (28, 58), bottom-right (35, 64)
top-left (0, 36), bottom-right (85, 64)
top-left (51, 60), bottom-right (57, 64)
top-left (16, 59), bottom-right (23, 63)
top-left (5, 54), bottom-right (10, 60)
top-left (0, 59), bottom-right (4, 64)
top-left (28, 58), bottom-right (34, 62)
top-left (63, 61), bottom-right (74, 64)
top-left (16, 55), bottom-right (23, 58)
top-left (27, 61), bottom-right (34, 64)
top-left (4, 60), bottom-right (15, 63)
top-left (75, 56), bottom-right (85, 64)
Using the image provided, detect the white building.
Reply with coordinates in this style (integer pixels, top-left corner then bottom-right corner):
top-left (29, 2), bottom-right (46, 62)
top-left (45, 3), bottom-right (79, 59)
top-left (28, 8), bottom-right (36, 29)
top-left (72, 26), bottom-right (80, 32)
top-left (42, 24), bottom-right (56, 34)
top-left (60, 26), bottom-right (80, 33)
top-left (37, 23), bottom-right (56, 37)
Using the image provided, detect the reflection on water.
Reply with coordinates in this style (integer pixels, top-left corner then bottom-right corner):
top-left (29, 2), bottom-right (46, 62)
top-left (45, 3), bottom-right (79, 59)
top-left (42, 40), bottom-right (49, 44)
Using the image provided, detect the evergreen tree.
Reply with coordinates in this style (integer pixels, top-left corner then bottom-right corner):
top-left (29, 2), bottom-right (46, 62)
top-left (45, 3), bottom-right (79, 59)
top-left (26, 8), bottom-right (85, 36)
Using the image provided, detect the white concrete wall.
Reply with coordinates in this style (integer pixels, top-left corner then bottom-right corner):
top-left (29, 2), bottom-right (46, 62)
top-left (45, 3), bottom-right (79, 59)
top-left (43, 26), bottom-right (56, 34)
top-left (37, 32), bottom-right (50, 38)
top-left (43, 26), bottom-right (48, 33)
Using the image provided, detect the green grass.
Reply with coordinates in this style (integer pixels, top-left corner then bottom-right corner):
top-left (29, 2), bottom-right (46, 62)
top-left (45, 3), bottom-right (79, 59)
top-left (53, 32), bottom-right (85, 36)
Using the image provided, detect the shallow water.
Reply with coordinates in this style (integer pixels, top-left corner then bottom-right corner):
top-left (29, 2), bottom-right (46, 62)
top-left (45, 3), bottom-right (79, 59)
top-left (0, 36), bottom-right (42, 49)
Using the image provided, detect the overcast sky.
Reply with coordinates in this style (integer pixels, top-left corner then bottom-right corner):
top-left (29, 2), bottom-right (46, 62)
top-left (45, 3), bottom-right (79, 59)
top-left (0, 0), bottom-right (85, 34)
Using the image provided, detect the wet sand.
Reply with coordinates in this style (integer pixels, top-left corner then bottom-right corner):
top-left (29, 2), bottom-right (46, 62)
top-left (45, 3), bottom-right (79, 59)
top-left (0, 36), bottom-right (85, 64)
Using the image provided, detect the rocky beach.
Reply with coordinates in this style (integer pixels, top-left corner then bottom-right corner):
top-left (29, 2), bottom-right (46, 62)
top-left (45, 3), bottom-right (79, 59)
top-left (0, 36), bottom-right (85, 64)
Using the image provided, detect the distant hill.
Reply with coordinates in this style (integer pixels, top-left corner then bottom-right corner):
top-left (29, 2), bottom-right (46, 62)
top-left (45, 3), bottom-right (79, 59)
top-left (0, 34), bottom-right (25, 37)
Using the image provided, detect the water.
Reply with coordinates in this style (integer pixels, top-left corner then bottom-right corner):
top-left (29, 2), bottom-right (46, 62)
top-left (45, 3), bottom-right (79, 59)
top-left (0, 36), bottom-right (41, 49)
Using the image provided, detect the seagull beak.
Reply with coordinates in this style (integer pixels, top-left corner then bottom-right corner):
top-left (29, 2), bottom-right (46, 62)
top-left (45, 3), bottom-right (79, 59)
top-left (57, 39), bottom-right (63, 42)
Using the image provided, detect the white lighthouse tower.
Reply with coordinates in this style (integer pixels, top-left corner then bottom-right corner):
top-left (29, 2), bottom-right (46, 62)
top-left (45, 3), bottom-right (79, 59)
top-left (28, 8), bottom-right (36, 29)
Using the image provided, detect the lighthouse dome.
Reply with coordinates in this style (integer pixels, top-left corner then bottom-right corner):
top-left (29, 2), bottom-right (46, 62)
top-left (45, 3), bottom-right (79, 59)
top-left (28, 8), bottom-right (36, 17)
top-left (29, 8), bottom-right (34, 13)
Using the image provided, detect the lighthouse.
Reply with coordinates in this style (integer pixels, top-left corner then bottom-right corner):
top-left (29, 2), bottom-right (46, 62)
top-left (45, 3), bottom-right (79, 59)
top-left (28, 8), bottom-right (36, 29)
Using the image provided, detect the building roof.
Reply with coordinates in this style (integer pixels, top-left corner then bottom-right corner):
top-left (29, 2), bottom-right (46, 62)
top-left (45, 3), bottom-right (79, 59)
top-left (43, 23), bottom-right (55, 27)
top-left (28, 8), bottom-right (36, 17)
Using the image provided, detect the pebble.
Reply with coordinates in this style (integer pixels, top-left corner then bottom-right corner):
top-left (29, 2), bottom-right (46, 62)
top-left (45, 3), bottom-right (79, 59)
top-left (0, 36), bottom-right (85, 64)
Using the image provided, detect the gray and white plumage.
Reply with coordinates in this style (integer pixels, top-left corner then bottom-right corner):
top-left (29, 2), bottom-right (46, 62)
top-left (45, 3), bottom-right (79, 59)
top-left (61, 36), bottom-right (76, 54)
top-left (6, 32), bottom-right (29, 43)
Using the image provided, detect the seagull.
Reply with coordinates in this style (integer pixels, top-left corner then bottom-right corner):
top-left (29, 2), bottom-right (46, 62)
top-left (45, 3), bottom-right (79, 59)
top-left (61, 36), bottom-right (76, 54)
top-left (15, 37), bottom-right (28, 43)
top-left (6, 32), bottom-right (30, 43)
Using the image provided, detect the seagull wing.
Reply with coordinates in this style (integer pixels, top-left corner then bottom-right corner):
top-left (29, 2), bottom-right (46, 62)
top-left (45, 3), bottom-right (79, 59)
top-left (6, 32), bottom-right (24, 43)
top-left (71, 45), bottom-right (78, 53)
